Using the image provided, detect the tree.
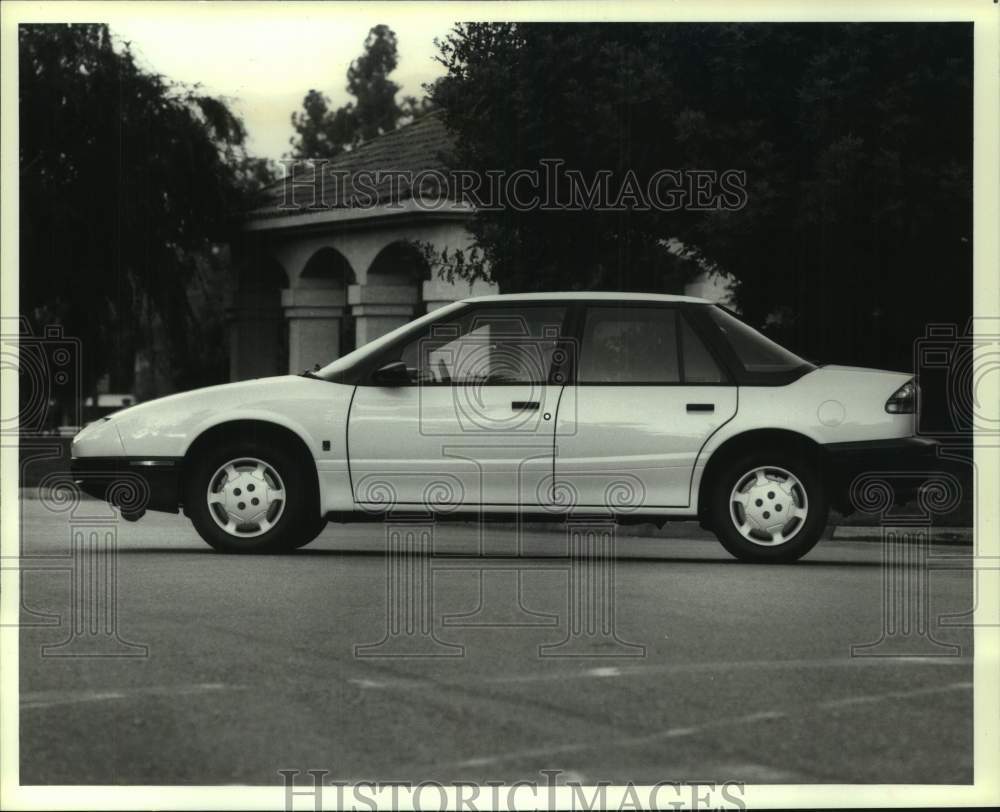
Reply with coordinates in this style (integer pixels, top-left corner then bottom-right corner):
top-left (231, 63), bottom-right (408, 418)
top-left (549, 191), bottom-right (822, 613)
top-left (236, 154), bottom-right (281, 192)
top-left (19, 23), bottom-right (258, 404)
top-left (289, 89), bottom-right (357, 160)
top-left (290, 89), bottom-right (337, 159)
top-left (430, 23), bottom-right (972, 372)
top-left (348, 24), bottom-right (402, 141)
top-left (288, 25), bottom-right (427, 158)
top-left (399, 93), bottom-right (437, 126)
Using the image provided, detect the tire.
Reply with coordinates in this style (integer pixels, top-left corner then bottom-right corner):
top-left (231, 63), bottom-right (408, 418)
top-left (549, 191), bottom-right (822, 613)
top-left (708, 450), bottom-right (828, 563)
top-left (185, 439), bottom-right (320, 554)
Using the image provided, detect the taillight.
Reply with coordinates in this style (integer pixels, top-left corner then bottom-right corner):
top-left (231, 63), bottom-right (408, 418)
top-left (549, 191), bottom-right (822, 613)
top-left (885, 379), bottom-right (916, 414)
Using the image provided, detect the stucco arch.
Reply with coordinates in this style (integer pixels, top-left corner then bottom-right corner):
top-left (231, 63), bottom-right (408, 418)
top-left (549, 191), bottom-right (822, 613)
top-left (366, 240), bottom-right (430, 285)
top-left (237, 218), bottom-right (499, 367)
top-left (299, 246), bottom-right (357, 289)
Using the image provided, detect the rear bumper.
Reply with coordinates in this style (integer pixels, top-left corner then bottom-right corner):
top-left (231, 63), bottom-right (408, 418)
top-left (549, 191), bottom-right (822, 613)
top-left (70, 456), bottom-right (182, 514)
top-left (824, 436), bottom-right (941, 512)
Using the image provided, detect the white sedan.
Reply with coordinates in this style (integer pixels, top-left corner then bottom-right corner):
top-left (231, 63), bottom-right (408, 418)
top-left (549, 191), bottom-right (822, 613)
top-left (72, 292), bottom-right (935, 562)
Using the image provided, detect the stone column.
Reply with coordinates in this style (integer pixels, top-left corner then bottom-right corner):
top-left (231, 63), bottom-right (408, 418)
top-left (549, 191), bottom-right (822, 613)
top-left (281, 288), bottom-right (347, 373)
top-left (349, 284), bottom-right (418, 345)
top-left (421, 278), bottom-right (500, 313)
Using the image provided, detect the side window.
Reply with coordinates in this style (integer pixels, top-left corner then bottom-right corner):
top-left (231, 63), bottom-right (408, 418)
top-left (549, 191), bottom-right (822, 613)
top-left (679, 314), bottom-right (725, 383)
top-left (578, 306), bottom-right (680, 383)
top-left (395, 306), bottom-right (567, 384)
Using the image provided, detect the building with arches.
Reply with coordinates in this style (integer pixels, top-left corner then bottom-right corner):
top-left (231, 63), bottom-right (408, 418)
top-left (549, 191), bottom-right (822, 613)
top-left (229, 112), bottom-right (727, 381)
top-left (228, 113), bottom-right (495, 381)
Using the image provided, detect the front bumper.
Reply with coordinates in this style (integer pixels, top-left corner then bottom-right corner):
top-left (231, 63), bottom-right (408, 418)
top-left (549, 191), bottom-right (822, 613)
top-left (71, 456), bottom-right (182, 515)
top-left (824, 436), bottom-right (942, 513)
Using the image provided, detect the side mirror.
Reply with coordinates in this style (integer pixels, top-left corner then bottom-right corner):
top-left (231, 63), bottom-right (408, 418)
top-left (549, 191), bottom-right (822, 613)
top-left (372, 361), bottom-right (411, 386)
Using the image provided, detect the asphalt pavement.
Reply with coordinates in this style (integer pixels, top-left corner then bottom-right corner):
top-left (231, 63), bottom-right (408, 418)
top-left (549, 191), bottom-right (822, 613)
top-left (16, 497), bottom-right (974, 786)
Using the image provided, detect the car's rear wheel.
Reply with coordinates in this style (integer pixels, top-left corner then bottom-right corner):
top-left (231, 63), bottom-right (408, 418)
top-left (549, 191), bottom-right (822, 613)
top-left (709, 451), bottom-right (828, 563)
top-left (185, 440), bottom-right (319, 553)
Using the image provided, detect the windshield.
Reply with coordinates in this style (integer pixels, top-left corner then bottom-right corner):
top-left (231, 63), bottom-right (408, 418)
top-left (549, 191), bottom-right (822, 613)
top-left (315, 300), bottom-right (467, 380)
top-left (705, 306), bottom-right (811, 373)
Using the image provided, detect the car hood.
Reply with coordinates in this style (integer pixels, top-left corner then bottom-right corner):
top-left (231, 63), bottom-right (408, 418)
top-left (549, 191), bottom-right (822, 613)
top-left (102, 375), bottom-right (355, 458)
top-left (108, 375), bottom-right (309, 421)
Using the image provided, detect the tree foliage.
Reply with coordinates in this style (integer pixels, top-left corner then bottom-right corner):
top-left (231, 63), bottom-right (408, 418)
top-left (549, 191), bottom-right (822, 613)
top-left (431, 23), bottom-right (972, 370)
top-left (19, 23), bottom-right (260, 397)
top-left (289, 25), bottom-right (435, 158)
top-left (348, 25), bottom-right (402, 141)
top-left (289, 89), bottom-right (357, 160)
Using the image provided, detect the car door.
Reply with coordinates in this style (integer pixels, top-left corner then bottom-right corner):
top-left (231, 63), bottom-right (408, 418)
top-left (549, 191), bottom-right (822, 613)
top-left (348, 303), bottom-right (568, 509)
top-left (554, 303), bottom-right (737, 509)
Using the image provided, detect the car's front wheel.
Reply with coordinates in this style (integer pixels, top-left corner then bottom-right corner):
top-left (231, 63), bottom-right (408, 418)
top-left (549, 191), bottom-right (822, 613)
top-left (185, 440), bottom-right (319, 553)
top-left (709, 452), bottom-right (828, 563)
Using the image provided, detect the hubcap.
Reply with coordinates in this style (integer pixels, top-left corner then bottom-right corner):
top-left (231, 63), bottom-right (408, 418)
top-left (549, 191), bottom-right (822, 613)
top-left (729, 465), bottom-right (808, 547)
top-left (207, 457), bottom-right (286, 539)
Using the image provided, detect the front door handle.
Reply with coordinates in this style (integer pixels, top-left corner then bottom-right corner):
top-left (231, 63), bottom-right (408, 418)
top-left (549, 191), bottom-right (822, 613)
top-left (512, 401), bottom-right (540, 411)
top-left (686, 403), bottom-right (715, 413)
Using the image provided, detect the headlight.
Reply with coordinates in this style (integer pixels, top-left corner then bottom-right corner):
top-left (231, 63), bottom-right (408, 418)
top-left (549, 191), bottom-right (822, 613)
top-left (885, 379), bottom-right (917, 414)
top-left (71, 417), bottom-right (126, 456)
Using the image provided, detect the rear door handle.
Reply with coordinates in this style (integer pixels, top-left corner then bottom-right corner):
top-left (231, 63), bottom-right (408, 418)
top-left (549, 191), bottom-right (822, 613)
top-left (512, 401), bottom-right (540, 411)
top-left (686, 403), bottom-right (715, 413)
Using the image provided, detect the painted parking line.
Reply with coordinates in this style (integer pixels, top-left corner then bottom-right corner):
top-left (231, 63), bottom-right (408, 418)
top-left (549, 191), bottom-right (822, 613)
top-left (347, 655), bottom-right (972, 691)
top-left (425, 682), bottom-right (971, 772)
top-left (817, 680), bottom-right (973, 709)
top-left (20, 682), bottom-right (247, 710)
top-left (442, 709), bottom-right (789, 770)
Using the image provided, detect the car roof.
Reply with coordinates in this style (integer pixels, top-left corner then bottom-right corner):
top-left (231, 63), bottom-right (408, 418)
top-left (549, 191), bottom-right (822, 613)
top-left (461, 291), bottom-right (711, 305)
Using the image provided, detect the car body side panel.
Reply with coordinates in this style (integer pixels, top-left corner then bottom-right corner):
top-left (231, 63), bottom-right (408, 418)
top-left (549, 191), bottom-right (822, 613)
top-left (347, 384), bottom-right (561, 508)
top-left (555, 385), bottom-right (738, 508)
top-left (72, 360), bottom-right (918, 520)
top-left (72, 375), bottom-right (357, 513)
top-left (688, 365), bottom-right (916, 504)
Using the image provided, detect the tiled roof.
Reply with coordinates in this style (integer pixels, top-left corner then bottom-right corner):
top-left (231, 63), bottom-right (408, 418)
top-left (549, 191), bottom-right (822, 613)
top-left (245, 111), bottom-right (457, 220)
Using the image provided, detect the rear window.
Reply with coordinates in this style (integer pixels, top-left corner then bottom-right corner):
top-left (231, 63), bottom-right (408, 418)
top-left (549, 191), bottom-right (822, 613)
top-left (577, 306), bottom-right (727, 384)
top-left (705, 307), bottom-right (810, 373)
top-left (578, 306), bottom-right (680, 383)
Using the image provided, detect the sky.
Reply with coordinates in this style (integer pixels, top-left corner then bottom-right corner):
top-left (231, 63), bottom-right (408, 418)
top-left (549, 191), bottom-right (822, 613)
top-left (109, 13), bottom-right (451, 161)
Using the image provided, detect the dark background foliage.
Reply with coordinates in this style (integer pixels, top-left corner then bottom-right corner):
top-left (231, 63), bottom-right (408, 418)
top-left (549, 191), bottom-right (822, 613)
top-left (19, 23), bottom-right (271, 405)
top-left (431, 23), bottom-right (973, 373)
top-left (289, 24), bottom-right (435, 159)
